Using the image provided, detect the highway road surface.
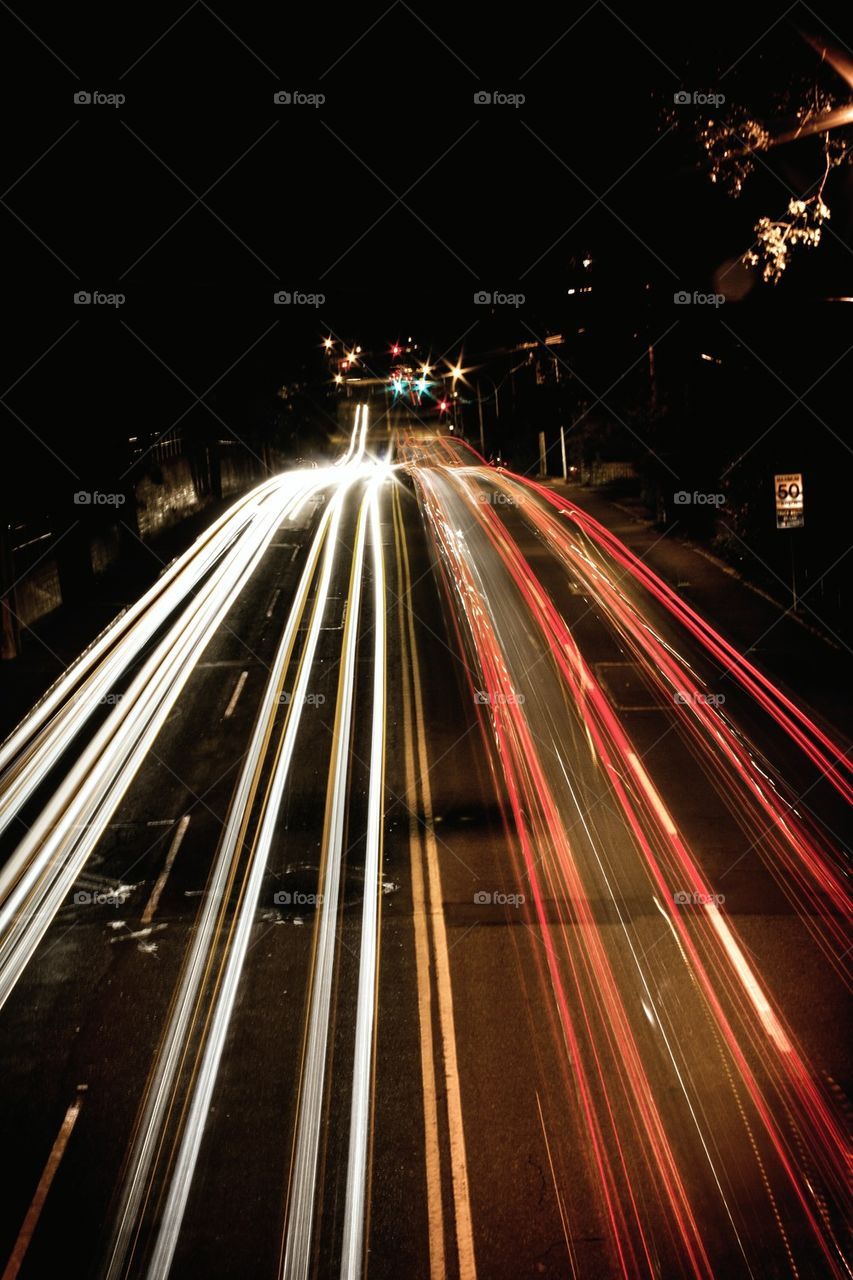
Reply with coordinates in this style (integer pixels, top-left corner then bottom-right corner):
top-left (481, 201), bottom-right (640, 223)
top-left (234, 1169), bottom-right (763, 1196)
top-left (0, 407), bottom-right (849, 1279)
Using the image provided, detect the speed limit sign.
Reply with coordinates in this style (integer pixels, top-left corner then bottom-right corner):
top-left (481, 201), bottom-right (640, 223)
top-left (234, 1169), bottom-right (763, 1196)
top-left (775, 473), bottom-right (804, 529)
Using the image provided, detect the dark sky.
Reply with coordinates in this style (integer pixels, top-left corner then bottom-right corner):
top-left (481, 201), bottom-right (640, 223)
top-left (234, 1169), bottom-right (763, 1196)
top-left (2, 0), bottom-right (853, 502)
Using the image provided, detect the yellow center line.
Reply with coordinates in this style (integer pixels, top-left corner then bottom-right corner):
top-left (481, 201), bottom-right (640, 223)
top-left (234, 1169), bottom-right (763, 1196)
top-left (394, 486), bottom-right (446, 1280)
top-left (396, 484), bottom-right (478, 1280)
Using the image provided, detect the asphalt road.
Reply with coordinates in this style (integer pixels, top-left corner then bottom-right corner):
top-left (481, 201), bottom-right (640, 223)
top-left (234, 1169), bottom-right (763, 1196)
top-left (0, 408), bottom-right (849, 1280)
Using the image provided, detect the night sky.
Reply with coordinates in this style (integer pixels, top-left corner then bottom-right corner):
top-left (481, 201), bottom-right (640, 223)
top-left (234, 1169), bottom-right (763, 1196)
top-left (2, 1), bottom-right (852, 515)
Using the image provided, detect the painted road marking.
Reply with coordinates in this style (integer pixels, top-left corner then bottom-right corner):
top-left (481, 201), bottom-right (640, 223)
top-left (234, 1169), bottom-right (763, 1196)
top-left (223, 670), bottom-right (249, 719)
top-left (2, 1086), bottom-right (87, 1280)
top-left (397, 486), bottom-right (477, 1280)
top-left (142, 815), bottom-right (191, 925)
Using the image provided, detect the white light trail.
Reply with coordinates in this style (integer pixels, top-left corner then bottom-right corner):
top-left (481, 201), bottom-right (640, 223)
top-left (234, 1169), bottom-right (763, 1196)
top-left (340, 471), bottom-right (386, 1280)
top-left (281, 477), bottom-right (373, 1280)
top-left (143, 473), bottom-right (361, 1280)
top-left (0, 474), bottom-right (328, 1010)
top-left (0, 477), bottom-right (289, 836)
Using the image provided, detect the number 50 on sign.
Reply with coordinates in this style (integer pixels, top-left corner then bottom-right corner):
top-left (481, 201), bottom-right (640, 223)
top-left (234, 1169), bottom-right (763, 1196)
top-left (775, 473), bottom-right (804, 529)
